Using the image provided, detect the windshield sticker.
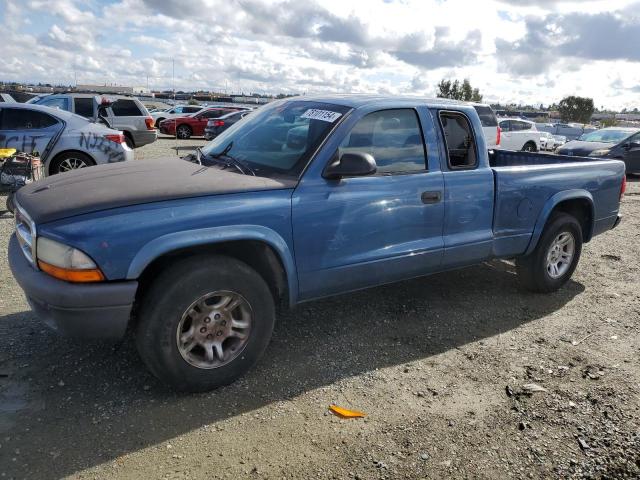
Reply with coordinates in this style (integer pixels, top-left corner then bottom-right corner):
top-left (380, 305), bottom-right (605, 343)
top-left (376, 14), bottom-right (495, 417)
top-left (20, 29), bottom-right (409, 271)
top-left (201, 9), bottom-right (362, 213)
top-left (300, 109), bottom-right (343, 123)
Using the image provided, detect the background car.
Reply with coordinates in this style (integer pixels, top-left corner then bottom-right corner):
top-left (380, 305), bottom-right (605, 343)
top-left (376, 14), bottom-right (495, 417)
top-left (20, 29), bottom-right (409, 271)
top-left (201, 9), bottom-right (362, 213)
top-left (0, 103), bottom-right (133, 175)
top-left (0, 93), bottom-right (16, 103)
top-left (539, 131), bottom-right (566, 151)
top-left (159, 107), bottom-right (248, 139)
top-left (29, 93), bottom-right (157, 149)
top-left (556, 127), bottom-right (640, 173)
top-left (150, 104), bottom-right (204, 128)
top-left (497, 118), bottom-right (543, 151)
top-left (203, 110), bottom-right (251, 140)
top-left (472, 104), bottom-right (500, 149)
top-left (536, 122), bottom-right (598, 141)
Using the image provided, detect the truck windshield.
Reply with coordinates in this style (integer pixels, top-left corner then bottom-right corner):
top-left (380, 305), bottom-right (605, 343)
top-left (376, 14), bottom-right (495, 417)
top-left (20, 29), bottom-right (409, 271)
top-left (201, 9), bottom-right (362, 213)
top-left (200, 100), bottom-right (351, 177)
top-left (578, 129), bottom-right (635, 143)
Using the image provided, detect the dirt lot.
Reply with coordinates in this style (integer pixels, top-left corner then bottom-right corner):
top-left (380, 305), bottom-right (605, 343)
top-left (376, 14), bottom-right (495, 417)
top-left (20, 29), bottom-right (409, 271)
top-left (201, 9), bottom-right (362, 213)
top-left (0, 140), bottom-right (638, 479)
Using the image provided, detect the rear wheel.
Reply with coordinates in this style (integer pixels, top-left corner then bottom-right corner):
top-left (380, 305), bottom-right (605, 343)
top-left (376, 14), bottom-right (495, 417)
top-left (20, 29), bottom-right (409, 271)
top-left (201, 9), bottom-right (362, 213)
top-left (522, 141), bottom-right (537, 152)
top-left (136, 255), bottom-right (275, 392)
top-left (124, 134), bottom-right (135, 150)
top-left (49, 151), bottom-right (95, 175)
top-left (176, 124), bottom-right (192, 139)
top-left (155, 117), bottom-right (165, 128)
top-left (516, 213), bottom-right (583, 292)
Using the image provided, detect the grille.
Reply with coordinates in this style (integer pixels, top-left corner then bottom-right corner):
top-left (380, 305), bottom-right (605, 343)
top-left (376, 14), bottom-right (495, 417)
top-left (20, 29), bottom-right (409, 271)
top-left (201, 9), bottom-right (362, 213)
top-left (14, 201), bottom-right (36, 266)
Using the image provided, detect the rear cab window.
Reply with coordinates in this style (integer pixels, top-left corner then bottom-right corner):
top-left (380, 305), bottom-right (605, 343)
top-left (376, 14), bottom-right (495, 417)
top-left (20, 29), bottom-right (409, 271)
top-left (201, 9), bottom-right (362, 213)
top-left (338, 109), bottom-right (427, 174)
top-left (439, 111), bottom-right (478, 169)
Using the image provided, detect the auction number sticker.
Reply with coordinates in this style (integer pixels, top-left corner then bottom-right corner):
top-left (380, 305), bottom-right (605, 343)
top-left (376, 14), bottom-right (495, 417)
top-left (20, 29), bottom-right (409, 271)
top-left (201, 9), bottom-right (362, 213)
top-left (300, 109), bottom-right (343, 122)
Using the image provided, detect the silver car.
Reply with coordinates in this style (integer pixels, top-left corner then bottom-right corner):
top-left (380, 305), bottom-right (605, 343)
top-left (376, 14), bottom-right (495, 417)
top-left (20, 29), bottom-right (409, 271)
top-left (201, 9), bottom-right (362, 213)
top-left (0, 103), bottom-right (133, 175)
top-left (29, 93), bottom-right (157, 149)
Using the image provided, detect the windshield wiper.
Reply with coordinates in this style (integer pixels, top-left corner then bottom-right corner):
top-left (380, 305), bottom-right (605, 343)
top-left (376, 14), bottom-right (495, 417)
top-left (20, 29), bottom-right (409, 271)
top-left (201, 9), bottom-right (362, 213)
top-left (206, 142), bottom-right (256, 176)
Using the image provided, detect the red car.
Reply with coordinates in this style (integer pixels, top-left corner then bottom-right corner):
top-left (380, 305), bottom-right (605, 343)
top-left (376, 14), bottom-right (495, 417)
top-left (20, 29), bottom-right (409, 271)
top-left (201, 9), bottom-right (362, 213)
top-left (159, 107), bottom-right (246, 139)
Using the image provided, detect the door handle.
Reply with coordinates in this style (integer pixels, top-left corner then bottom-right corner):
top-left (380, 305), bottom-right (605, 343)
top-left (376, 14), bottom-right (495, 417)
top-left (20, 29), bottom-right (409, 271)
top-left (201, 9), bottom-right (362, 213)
top-left (421, 191), bottom-right (442, 204)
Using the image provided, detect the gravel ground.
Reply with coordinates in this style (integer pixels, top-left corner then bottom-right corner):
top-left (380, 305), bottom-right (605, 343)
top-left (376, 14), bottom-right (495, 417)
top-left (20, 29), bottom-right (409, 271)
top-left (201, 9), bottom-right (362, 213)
top-left (0, 139), bottom-right (639, 479)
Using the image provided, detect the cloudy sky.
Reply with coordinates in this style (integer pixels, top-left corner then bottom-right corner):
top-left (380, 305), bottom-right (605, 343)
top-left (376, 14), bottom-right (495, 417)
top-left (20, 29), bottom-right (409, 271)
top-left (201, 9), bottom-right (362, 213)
top-left (1, 0), bottom-right (640, 109)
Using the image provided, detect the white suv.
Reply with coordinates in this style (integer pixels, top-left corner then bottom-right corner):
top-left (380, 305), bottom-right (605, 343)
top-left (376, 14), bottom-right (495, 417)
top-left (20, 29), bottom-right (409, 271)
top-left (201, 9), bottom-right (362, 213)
top-left (497, 118), bottom-right (543, 152)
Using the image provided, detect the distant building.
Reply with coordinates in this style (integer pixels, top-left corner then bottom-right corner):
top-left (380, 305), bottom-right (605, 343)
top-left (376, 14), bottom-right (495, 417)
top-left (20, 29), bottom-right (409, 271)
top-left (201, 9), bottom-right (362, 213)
top-left (76, 84), bottom-right (134, 94)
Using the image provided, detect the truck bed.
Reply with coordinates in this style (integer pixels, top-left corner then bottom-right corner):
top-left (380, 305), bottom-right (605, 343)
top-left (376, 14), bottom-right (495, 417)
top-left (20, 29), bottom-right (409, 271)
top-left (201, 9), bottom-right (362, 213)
top-left (489, 149), bottom-right (602, 167)
top-left (488, 149), bottom-right (625, 258)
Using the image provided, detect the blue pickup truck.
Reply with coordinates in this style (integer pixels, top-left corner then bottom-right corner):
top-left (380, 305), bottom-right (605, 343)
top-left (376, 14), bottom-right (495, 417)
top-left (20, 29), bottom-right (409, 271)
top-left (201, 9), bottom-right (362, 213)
top-left (9, 95), bottom-right (625, 392)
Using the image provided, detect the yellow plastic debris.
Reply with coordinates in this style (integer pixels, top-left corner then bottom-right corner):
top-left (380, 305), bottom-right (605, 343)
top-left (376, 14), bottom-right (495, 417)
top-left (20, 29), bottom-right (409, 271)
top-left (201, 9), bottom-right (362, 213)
top-left (0, 148), bottom-right (17, 159)
top-left (328, 405), bottom-right (366, 419)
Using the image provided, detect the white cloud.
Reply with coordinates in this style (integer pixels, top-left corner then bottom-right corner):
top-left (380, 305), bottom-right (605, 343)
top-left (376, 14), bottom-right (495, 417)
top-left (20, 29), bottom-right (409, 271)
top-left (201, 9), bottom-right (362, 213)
top-left (1, 0), bottom-right (640, 108)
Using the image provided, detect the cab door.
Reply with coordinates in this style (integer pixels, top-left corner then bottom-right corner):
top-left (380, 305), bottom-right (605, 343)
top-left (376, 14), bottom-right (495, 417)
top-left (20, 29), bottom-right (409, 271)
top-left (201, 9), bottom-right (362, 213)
top-left (292, 106), bottom-right (445, 301)
top-left (436, 110), bottom-right (494, 268)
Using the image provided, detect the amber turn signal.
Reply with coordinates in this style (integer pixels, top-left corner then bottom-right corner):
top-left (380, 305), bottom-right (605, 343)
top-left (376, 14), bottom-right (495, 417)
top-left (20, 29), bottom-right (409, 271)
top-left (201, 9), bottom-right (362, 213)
top-left (38, 260), bottom-right (105, 283)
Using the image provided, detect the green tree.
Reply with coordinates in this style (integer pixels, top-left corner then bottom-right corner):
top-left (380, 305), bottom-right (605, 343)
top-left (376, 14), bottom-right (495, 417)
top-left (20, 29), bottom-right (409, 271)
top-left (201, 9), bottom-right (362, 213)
top-left (557, 96), bottom-right (594, 123)
top-left (437, 78), bottom-right (483, 102)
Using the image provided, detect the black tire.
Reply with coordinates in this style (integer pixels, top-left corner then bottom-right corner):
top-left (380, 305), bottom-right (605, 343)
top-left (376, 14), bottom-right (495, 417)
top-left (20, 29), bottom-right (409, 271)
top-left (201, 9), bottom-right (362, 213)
top-left (176, 124), bottom-right (192, 139)
top-left (124, 134), bottom-right (135, 150)
top-left (49, 151), bottom-right (95, 175)
top-left (522, 142), bottom-right (537, 152)
top-left (155, 118), bottom-right (165, 128)
top-left (6, 193), bottom-right (15, 214)
top-left (136, 255), bottom-right (275, 392)
top-left (516, 213), bottom-right (583, 293)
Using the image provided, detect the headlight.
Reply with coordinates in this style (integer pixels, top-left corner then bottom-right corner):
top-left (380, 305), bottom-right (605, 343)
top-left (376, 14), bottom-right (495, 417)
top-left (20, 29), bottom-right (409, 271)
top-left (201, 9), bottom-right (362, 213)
top-left (36, 237), bottom-right (104, 282)
top-left (588, 149), bottom-right (611, 157)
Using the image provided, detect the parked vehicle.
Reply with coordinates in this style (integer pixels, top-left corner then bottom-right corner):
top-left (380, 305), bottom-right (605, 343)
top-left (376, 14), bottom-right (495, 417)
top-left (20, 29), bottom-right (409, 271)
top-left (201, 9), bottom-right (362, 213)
top-left (0, 93), bottom-right (16, 103)
top-left (203, 110), bottom-right (251, 140)
top-left (539, 131), bottom-right (566, 151)
top-left (159, 107), bottom-right (248, 139)
top-left (8, 95), bottom-right (625, 392)
top-left (557, 127), bottom-right (640, 173)
top-left (536, 122), bottom-right (597, 142)
top-left (0, 103), bottom-right (133, 175)
top-left (150, 104), bottom-right (204, 128)
top-left (472, 103), bottom-right (500, 149)
top-left (29, 93), bottom-right (157, 149)
top-left (497, 118), bottom-right (543, 151)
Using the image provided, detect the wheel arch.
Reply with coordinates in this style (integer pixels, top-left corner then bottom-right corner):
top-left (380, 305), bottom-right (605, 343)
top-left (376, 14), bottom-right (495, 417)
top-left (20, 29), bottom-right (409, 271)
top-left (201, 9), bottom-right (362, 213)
top-left (129, 226), bottom-right (298, 309)
top-left (525, 190), bottom-right (594, 255)
top-left (48, 149), bottom-right (96, 175)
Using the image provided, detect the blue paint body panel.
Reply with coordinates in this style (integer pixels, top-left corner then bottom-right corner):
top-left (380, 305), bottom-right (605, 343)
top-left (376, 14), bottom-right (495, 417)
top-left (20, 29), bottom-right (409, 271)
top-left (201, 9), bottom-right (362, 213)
top-left (31, 96), bottom-right (625, 308)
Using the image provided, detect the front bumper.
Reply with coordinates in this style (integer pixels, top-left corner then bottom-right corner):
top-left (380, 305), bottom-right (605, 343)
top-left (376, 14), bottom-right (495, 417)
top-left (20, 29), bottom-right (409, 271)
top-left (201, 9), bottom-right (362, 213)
top-left (8, 235), bottom-right (138, 339)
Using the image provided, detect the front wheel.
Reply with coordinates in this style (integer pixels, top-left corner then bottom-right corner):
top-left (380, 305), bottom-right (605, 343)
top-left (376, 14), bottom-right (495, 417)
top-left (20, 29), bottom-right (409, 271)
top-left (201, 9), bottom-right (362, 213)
top-left (136, 255), bottom-right (275, 392)
top-left (522, 142), bottom-right (537, 152)
top-left (516, 213), bottom-right (583, 293)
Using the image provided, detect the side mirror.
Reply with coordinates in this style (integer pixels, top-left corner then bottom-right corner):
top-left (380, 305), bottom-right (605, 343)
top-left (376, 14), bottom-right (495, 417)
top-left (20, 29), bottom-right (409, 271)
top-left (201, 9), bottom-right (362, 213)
top-left (323, 152), bottom-right (377, 179)
top-left (626, 141), bottom-right (640, 150)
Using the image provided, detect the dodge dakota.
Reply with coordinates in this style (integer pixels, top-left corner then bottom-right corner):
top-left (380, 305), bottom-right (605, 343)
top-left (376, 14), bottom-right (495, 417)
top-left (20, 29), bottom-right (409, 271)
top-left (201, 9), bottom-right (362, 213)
top-left (8, 96), bottom-right (626, 392)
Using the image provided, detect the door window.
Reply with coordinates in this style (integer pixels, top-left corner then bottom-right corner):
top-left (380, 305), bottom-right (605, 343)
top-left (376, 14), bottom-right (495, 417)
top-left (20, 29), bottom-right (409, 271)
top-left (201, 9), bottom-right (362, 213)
top-left (512, 121), bottom-right (531, 131)
top-left (74, 97), bottom-right (94, 118)
top-left (439, 111), bottom-right (477, 169)
top-left (499, 120), bottom-right (511, 132)
top-left (0, 108), bottom-right (58, 130)
top-left (112, 99), bottom-right (143, 116)
top-left (338, 109), bottom-right (427, 174)
top-left (40, 97), bottom-right (69, 111)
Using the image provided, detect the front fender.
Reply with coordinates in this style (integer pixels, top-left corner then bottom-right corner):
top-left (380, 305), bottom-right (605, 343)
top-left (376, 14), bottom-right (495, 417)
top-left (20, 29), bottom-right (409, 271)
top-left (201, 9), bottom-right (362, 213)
top-left (524, 189), bottom-right (594, 256)
top-left (127, 224), bottom-right (298, 306)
